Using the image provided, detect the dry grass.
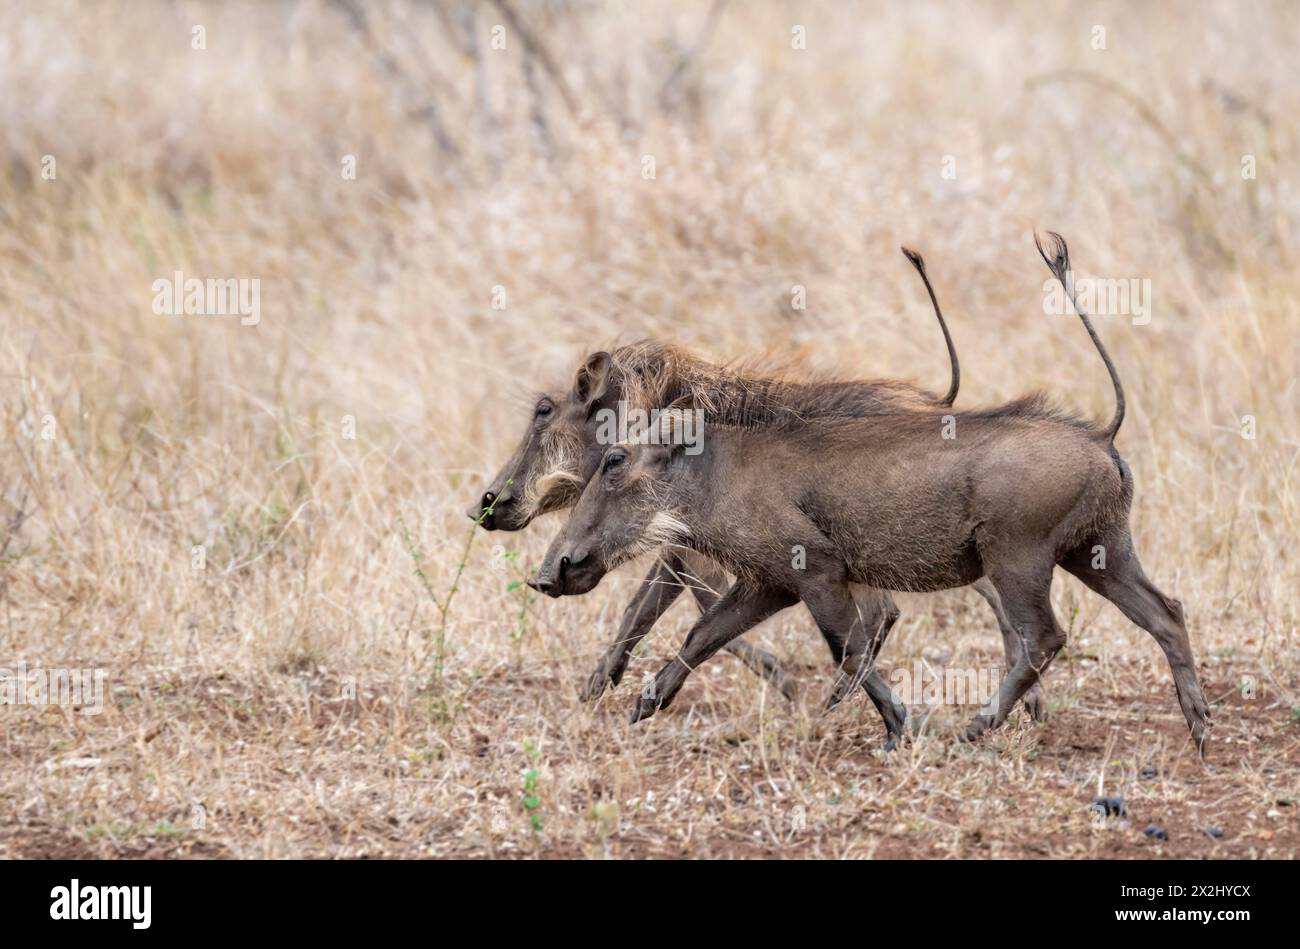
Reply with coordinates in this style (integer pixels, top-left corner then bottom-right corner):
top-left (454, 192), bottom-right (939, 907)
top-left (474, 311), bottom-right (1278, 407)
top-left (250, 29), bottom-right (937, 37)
top-left (1, 0), bottom-right (1297, 858)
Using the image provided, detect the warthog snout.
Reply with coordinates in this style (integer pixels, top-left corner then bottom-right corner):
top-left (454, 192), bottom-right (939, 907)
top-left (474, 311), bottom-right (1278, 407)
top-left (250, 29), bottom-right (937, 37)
top-left (466, 486), bottom-right (519, 531)
top-left (531, 544), bottom-right (600, 597)
top-left (527, 555), bottom-right (567, 596)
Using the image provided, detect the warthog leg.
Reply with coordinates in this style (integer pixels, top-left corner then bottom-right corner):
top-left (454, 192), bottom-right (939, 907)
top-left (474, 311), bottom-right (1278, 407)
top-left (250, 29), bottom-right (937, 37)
top-left (971, 576), bottom-right (1047, 721)
top-left (804, 583), bottom-right (907, 749)
top-left (963, 557), bottom-right (1065, 742)
top-left (822, 587), bottom-right (899, 714)
top-left (580, 552), bottom-right (687, 702)
top-left (581, 551), bottom-right (792, 702)
top-left (624, 576), bottom-right (911, 750)
top-left (1059, 531), bottom-right (1211, 753)
top-left (629, 583), bottom-right (798, 723)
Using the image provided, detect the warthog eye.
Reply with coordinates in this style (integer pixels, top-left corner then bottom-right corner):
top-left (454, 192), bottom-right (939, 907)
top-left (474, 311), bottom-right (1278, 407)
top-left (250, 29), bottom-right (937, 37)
top-left (535, 400), bottom-right (553, 418)
top-left (603, 450), bottom-right (626, 473)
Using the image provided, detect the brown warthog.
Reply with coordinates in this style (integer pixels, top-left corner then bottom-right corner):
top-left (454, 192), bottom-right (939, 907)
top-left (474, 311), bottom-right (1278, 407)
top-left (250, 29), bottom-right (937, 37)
top-left (471, 249), bottom-right (1044, 739)
top-left (534, 233), bottom-right (1211, 753)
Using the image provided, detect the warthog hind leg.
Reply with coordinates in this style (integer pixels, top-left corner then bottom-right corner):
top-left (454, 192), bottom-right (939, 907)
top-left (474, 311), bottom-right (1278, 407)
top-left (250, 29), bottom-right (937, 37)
top-left (1060, 532), bottom-right (1211, 753)
top-left (964, 559), bottom-right (1064, 743)
top-left (971, 576), bottom-right (1047, 722)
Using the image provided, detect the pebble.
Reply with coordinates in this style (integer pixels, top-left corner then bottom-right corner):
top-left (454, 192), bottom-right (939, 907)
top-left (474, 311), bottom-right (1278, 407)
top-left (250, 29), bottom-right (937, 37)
top-left (1090, 796), bottom-right (1127, 818)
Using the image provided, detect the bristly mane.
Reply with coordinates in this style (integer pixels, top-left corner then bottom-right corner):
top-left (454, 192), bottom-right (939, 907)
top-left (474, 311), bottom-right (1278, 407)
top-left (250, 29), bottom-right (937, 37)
top-left (604, 340), bottom-right (1102, 438)
top-left (958, 392), bottom-right (1099, 432)
top-left (605, 340), bottom-right (943, 430)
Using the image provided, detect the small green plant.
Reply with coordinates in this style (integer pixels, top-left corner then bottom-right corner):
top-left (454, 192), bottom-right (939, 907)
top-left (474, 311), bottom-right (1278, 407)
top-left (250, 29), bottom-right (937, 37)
top-left (522, 770), bottom-right (542, 832)
top-left (398, 501), bottom-right (486, 688)
top-left (83, 820), bottom-right (131, 841)
top-left (504, 553), bottom-right (538, 643)
top-left (398, 483), bottom-right (540, 696)
top-left (521, 738), bottom-right (543, 832)
top-left (149, 820), bottom-right (183, 838)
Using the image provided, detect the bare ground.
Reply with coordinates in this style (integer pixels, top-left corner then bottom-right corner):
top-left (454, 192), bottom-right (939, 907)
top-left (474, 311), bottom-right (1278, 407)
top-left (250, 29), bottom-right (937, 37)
top-left (5, 614), bottom-right (1296, 858)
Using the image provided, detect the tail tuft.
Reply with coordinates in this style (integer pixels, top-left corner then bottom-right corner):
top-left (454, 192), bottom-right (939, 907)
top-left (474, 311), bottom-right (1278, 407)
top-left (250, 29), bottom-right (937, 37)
top-left (1033, 229), bottom-right (1071, 285)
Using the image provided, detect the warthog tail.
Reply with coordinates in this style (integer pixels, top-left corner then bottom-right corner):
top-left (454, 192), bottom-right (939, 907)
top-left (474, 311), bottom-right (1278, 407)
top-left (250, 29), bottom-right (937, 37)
top-left (901, 246), bottom-right (960, 407)
top-left (1034, 230), bottom-right (1127, 443)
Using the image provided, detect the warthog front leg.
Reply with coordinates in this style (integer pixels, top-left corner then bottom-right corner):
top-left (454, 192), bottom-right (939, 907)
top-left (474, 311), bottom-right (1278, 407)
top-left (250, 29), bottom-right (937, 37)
top-left (580, 553), bottom-right (687, 702)
top-left (582, 551), bottom-right (793, 702)
top-left (629, 583), bottom-right (798, 723)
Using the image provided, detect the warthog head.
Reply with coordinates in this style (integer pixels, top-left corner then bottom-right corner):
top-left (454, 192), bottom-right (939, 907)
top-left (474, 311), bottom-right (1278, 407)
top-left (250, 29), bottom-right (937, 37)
top-left (467, 351), bottom-right (619, 531)
top-left (468, 341), bottom-right (738, 531)
top-left (530, 433), bottom-right (690, 597)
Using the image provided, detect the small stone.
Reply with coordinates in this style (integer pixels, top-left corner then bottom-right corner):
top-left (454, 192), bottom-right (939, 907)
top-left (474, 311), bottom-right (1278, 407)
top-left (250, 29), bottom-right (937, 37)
top-left (1143, 823), bottom-right (1168, 841)
top-left (1202, 826), bottom-right (1224, 839)
top-left (1090, 796), bottom-right (1127, 818)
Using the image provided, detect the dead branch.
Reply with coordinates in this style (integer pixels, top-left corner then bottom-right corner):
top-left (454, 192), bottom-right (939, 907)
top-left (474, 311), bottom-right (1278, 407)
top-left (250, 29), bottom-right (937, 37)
top-left (658, 0), bottom-right (729, 113)
top-left (331, 0), bottom-right (461, 156)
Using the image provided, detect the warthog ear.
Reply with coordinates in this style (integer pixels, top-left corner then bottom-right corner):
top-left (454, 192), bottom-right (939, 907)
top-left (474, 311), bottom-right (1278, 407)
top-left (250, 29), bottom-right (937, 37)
top-left (573, 351), bottom-right (612, 411)
top-left (663, 393), bottom-right (695, 417)
top-left (653, 395), bottom-right (698, 454)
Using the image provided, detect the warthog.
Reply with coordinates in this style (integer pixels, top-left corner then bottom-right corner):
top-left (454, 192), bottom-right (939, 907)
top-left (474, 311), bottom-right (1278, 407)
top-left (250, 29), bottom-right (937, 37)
top-left (534, 233), bottom-right (1211, 753)
top-left (472, 250), bottom-right (1046, 731)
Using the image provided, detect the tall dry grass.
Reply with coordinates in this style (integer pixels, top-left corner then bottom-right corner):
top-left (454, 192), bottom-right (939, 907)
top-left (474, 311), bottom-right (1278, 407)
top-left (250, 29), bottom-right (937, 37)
top-left (0, 0), bottom-right (1296, 857)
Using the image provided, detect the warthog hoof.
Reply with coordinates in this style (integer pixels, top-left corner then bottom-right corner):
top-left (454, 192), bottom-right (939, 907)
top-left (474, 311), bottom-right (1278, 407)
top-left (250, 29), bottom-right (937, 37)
top-left (628, 692), bottom-right (660, 724)
top-left (758, 657), bottom-right (798, 702)
top-left (1182, 690), bottom-right (1212, 757)
top-left (1191, 719), bottom-right (1211, 758)
top-left (580, 666), bottom-right (614, 703)
top-left (1022, 684), bottom-right (1047, 723)
top-left (962, 712), bottom-right (994, 743)
top-left (823, 685), bottom-right (850, 712)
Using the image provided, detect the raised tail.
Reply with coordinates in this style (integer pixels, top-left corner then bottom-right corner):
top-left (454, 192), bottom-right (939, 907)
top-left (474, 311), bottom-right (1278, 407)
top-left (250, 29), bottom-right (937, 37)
top-left (1033, 230), bottom-right (1126, 443)
top-left (901, 246), bottom-right (959, 406)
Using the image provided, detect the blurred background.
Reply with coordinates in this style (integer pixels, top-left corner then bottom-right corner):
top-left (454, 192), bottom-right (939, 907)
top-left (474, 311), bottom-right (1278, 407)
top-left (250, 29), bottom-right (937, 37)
top-left (0, 1), bottom-right (1296, 857)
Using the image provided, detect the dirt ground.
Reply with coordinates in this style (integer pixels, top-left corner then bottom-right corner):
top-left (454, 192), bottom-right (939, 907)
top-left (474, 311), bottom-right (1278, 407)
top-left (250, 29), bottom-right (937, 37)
top-left (5, 590), bottom-right (1296, 858)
